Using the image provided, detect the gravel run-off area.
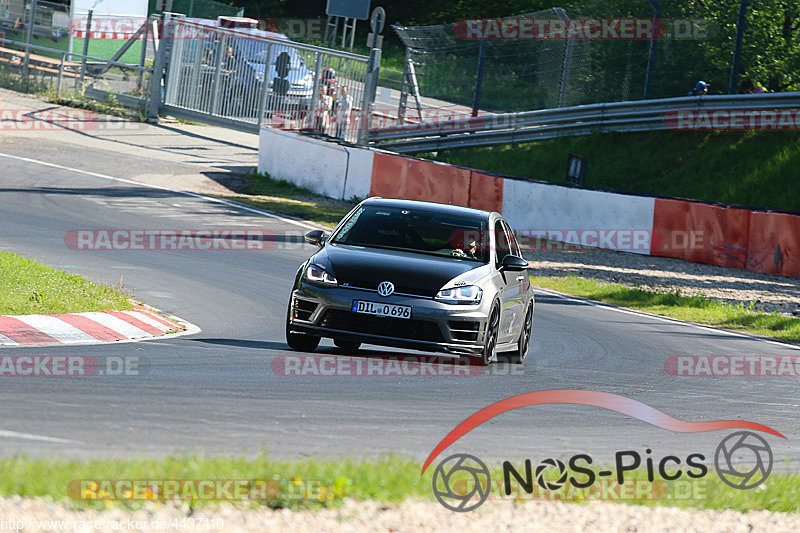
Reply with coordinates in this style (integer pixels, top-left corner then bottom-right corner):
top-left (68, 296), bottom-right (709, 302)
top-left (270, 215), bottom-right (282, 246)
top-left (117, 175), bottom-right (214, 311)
top-left (523, 245), bottom-right (800, 317)
top-left (2, 497), bottom-right (800, 532)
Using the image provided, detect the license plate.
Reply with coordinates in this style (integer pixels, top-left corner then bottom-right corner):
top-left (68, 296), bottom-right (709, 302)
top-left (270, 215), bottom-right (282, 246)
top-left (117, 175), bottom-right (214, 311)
top-left (352, 300), bottom-right (412, 319)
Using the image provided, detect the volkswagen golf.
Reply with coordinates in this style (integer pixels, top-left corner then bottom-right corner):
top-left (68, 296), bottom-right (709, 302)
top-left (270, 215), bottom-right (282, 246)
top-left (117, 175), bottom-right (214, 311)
top-left (285, 198), bottom-right (534, 365)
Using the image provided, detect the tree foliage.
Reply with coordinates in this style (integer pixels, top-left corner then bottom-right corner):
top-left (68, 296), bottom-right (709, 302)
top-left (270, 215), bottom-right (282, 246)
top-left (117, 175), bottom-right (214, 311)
top-left (226, 0), bottom-right (800, 92)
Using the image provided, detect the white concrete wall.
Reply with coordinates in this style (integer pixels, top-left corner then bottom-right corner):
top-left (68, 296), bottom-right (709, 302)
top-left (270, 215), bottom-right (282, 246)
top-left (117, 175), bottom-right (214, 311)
top-left (258, 127), bottom-right (373, 200)
top-left (258, 126), bottom-right (657, 254)
top-left (502, 179), bottom-right (656, 254)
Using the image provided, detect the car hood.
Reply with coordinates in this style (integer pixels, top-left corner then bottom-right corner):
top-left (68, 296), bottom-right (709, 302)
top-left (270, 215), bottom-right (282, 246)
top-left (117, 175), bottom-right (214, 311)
top-left (312, 243), bottom-right (483, 297)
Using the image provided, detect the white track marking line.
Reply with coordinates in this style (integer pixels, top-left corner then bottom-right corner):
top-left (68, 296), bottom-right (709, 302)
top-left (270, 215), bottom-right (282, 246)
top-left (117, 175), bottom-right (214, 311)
top-left (534, 287), bottom-right (800, 351)
top-left (0, 152), bottom-right (322, 230)
top-left (77, 313), bottom-right (149, 339)
top-left (0, 429), bottom-right (78, 444)
top-left (10, 315), bottom-right (97, 344)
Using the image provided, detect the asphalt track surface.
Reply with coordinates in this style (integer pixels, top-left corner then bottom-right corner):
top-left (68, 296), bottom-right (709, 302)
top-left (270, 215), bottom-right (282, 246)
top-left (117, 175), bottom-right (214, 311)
top-left (1, 148), bottom-right (799, 475)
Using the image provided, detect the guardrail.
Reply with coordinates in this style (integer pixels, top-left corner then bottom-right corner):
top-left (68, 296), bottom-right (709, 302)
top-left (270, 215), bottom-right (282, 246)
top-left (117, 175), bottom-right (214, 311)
top-left (368, 92), bottom-right (800, 153)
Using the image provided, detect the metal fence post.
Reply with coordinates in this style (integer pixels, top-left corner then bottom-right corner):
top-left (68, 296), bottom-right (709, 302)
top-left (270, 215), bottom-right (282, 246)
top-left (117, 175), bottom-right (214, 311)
top-left (471, 39), bottom-right (487, 117)
top-left (137, 19), bottom-right (149, 94)
top-left (255, 43), bottom-right (274, 126)
top-left (147, 14), bottom-right (170, 121)
top-left (397, 47), bottom-right (411, 125)
top-left (78, 9), bottom-right (93, 89)
top-left (57, 53), bottom-right (65, 98)
top-left (210, 36), bottom-right (226, 115)
top-left (555, 8), bottom-right (574, 108)
top-left (306, 52), bottom-right (322, 130)
top-left (729, 0), bottom-right (748, 94)
top-left (23, 0), bottom-right (38, 83)
top-left (358, 46), bottom-right (381, 145)
top-left (643, 0), bottom-right (661, 100)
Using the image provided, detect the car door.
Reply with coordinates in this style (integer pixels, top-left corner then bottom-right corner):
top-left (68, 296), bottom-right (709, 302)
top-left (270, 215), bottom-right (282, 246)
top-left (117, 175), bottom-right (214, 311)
top-left (494, 219), bottom-right (525, 344)
top-left (503, 219), bottom-right (528, 337)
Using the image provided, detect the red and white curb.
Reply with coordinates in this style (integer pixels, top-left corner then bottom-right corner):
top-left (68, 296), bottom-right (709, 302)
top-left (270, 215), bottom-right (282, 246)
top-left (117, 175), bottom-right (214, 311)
top-left (0, 303), bottom-right (200, 347)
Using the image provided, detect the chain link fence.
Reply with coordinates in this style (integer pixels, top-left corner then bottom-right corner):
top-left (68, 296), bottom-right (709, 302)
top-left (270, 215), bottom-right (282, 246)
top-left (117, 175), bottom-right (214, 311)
top-left (163, 18), bottom-right (372, 141)
top-left (391, 0), bottom-right (747, 121)
top-left (0, 1), bottom-right (154, 102)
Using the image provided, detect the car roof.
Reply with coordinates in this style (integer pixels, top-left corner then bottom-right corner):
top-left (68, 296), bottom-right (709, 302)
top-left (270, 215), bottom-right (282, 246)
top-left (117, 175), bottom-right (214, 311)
top-left (362, 197), bottom-right (496, 222)
top-left (187, 17), bottom-right (289, 41)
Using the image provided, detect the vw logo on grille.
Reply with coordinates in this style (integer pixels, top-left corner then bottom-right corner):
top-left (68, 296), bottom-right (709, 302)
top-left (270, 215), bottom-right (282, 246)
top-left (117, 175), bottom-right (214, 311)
top-left (377, 281), bottom-right (395, 297)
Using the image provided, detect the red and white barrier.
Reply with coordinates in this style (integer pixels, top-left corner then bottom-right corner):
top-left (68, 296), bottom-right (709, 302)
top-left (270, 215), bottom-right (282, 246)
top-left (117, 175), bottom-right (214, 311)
top-left (257, 126), bottom-right (800, 278)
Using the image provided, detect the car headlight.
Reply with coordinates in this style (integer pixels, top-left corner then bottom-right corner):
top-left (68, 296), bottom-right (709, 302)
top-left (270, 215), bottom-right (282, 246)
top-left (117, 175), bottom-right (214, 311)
top-left (304, 265), bottom-right (337, 286)
top-left (435, 285), bottom-right (482, 305)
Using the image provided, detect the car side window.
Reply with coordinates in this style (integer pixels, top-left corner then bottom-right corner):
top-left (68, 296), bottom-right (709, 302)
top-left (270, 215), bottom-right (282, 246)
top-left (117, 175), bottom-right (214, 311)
top-left (494, 220), bottom-right (511, 269)
top-left (502, 220), bottom-right (522, 257)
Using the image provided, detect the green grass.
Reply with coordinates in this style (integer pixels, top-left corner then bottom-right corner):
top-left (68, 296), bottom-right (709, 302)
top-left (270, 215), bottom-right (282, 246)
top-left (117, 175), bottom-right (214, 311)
top-left (0, 252), bottom-right (132, 315)
top-left (0, 455), bottom-right (798, 514)
top-left (422, 130), bottom-right (800, 213)
top-left (0, 455), bottom-right (429, 510)
top-left (532, 275), bottom-right (800, 343)
top-left (219, 172), bottom-right (357, 228)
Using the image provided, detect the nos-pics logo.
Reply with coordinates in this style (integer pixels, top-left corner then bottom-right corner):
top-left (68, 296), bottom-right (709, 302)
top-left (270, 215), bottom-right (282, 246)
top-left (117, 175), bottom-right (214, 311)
top-left (425, 390), bottom-right (783, 512)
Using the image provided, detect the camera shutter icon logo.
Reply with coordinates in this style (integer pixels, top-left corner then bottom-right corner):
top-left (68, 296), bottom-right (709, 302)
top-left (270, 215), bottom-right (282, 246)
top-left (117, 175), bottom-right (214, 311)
top-left (432, 453), bottom-right (491, 512)
top-left (714, 431), bottom-right (773, 490)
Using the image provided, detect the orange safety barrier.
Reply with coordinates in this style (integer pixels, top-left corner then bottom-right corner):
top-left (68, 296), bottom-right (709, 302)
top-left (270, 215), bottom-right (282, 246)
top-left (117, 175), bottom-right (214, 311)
top-left (370, 153), bottom-right (471, 206)
top-left (746, 212), bottom-right (800, 277)
top-left (650, 198), bottom-right (692, 260)
top-left (651, 199), bottom-right (750, 268)
top-left (685, 203), bottom-right (750, 268)
top-left (467, 171), bottom-right (504, 213)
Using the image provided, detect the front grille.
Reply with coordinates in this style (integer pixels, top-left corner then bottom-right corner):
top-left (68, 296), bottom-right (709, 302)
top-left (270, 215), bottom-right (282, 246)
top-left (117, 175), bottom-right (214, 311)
top-left (320, 310), bottom-right (444, 343)
top-left (340, 283), bottom-right (434, 298)
top-left (293, 298), bottom-right (318, 322)
top-left (448, 320), bottom-right (480, 342)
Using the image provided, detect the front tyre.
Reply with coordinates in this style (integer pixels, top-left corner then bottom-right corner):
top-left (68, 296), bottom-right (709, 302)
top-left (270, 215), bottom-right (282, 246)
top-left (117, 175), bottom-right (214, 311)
top-left (500, 302), bottom-right (533, 364)
top-left (477, 302), bottom-right (500, 366)
top-left (286, 302), bottom-right (320, 352)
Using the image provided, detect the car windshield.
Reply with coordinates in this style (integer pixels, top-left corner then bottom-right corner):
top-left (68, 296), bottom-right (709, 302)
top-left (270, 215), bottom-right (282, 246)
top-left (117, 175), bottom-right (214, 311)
top-left (331, 205), bottom-right (489, 263)
top-left (232, 39), bottom-right (304, 66)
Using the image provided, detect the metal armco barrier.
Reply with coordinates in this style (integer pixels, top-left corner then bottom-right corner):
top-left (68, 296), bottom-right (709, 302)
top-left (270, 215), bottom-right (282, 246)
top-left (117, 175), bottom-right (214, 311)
top-left (162, 18), bottom-right (373, 141)
top-left (368, 92), bottom-right (800, 152)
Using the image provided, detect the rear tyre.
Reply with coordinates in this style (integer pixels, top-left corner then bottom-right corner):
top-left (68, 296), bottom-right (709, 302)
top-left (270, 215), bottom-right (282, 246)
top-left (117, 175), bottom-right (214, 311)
top-left (286, 302), bottom-right (320, 352)
top-left (334, 339), bottom-right (361, 352)
top-left (501, 303), bottom-right (533, 364)
top-left (477, 302), bottom-right (500, 366)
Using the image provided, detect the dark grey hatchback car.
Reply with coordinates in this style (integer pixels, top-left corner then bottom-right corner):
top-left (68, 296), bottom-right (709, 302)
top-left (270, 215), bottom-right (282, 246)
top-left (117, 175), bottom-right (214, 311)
top-left (286, 198), bottom-right (534, 365)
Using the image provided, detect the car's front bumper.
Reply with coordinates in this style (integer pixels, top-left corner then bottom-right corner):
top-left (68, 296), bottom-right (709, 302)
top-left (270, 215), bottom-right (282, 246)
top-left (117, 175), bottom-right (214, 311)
top-left (288, 283), bottom-right (491, 356)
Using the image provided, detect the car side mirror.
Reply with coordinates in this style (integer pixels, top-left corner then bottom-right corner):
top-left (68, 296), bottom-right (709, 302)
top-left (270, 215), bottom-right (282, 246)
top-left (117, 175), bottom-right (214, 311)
top-left (501, 254), bottom-right (528, 271)
top-left (304, 230), bottom-right (326, 247)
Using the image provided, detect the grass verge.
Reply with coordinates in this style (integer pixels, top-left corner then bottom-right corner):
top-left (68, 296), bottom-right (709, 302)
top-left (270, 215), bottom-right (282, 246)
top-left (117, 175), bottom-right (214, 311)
top-left (0, 456), bottom-right (798, 514)
top-left (0, 251), bottom-right (132, 315)
top-left (422, 130), bottom-right (800, 213)
top-left (532, 275), bottom-right (800, 343)
top-left (219, 172), bottom-right (357, 228)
